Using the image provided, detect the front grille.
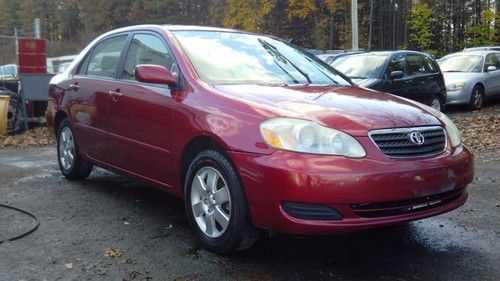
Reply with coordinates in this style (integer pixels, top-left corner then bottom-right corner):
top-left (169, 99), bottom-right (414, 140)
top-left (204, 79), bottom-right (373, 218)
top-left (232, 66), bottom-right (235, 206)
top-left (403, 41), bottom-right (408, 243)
top-left (351, 188), bottom-right (464, 218)
top-left (370, 126), bottom-right (446, 158)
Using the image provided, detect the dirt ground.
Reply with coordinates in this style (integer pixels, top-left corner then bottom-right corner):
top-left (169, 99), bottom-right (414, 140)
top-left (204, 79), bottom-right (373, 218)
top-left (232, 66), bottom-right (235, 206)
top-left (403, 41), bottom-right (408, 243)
top-left (0, 103), bottom-right (499, 281)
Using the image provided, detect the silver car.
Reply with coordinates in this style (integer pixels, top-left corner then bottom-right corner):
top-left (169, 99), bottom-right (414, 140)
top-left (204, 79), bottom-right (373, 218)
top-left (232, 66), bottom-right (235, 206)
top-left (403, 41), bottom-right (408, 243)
top-left (438, 50), bottom-right (500, 110)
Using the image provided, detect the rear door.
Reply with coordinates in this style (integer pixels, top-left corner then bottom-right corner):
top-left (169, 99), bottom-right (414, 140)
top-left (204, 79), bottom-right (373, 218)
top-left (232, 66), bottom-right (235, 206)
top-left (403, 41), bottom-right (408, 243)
top-left (381, 54), bottom-right (412, 98)
top-left (70, 34), bottom-right (129, 163)
top-left (107, 32), bottom-right (177, 184)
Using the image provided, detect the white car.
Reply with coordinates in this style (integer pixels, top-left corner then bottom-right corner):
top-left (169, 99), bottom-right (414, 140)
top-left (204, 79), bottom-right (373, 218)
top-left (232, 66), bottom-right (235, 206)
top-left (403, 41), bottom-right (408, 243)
top-left (438, 50), bottom-right (500, 110)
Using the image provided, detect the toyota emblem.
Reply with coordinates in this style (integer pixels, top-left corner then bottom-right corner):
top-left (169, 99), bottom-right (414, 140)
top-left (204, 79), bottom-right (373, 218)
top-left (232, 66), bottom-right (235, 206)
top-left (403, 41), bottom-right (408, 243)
top-left (409, 132), bottom-right (425, 145)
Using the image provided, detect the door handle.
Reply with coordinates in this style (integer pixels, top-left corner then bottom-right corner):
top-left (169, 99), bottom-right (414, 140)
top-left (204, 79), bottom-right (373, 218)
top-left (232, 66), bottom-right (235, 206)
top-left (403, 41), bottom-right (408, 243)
top-left (109, 89), bottom-right (122, 101)
top-left (69, 83), bottom-right (79, 92)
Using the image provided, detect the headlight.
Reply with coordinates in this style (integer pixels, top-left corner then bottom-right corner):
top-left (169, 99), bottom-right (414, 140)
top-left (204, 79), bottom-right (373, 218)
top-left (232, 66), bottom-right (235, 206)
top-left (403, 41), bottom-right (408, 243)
top-left (260, 118), bottom-right (366, 157)
top-left (446, 82), bottom-right (466, 91)
top-left (439, 114), bottom-right (461, 148)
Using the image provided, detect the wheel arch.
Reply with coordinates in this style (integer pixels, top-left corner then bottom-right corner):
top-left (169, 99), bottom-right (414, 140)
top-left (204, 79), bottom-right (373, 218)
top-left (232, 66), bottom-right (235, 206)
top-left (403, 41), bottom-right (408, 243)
top-left (179, 134), bottom-right (230, 189)
top-left (53, 110), bottom-right (69, 136)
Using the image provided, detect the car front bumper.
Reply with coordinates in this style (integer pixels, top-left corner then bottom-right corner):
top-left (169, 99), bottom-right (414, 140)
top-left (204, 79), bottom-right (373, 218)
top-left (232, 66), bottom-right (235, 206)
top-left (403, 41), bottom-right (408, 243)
top-left (229, 141), bottom-right (474, 234)
top-left (446, 88), bottom-right (471, 105)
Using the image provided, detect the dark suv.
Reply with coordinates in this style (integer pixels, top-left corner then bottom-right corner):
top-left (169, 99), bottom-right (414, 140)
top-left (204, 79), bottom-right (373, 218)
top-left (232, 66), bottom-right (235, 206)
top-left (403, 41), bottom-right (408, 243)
top-left (331, 51), bottom-right (447, 111)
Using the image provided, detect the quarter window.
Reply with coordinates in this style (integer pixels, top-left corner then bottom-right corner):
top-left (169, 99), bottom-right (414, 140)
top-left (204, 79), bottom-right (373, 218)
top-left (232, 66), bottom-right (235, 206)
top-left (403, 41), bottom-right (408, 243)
top-left (122, 34), bottom-right (173, 81)
top-left (85, 35), bottom-right (128, 78)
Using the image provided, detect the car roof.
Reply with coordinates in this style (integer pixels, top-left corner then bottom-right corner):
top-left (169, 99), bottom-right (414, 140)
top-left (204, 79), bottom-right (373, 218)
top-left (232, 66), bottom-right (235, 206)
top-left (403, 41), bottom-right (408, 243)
top-left (163, 25), bottom-right (243, 33)
top-left (342, 50), bottom-right (432, 57)
top-left (443, 50), bottom-right (500, 57)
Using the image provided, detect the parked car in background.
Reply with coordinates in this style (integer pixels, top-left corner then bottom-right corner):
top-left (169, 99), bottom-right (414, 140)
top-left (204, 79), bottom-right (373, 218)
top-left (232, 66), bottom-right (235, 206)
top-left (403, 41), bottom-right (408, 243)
top-left (463, 46), bottom-right (500, 52)
top-left (438, 50), bottom-right (500, 110)
top-left (47, 25), bottom-right (473, 253)
top-left (317, 50), bottom-right (365, 64)
top-left (47, 55), bottom-right (77, 74)
top-left (331, 51), bottom-right (447, 111)
top-left (305, 48), bottom-right (324, 56)
top-left (0, 64), bottom-right (18, 80)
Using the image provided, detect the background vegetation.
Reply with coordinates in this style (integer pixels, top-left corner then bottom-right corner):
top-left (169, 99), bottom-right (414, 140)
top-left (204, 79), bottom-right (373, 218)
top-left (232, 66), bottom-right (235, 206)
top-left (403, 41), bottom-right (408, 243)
top-left (0, 0), bottom-right (498, 62)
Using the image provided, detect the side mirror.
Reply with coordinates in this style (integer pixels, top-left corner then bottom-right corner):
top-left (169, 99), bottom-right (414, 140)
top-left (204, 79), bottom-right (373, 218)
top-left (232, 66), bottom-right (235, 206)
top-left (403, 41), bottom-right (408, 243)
top-left (487, 65), bottom-right (497, 72)
top-left (390, 70), bottom-right (404, 80)
top-left (135, 64), bottom-right (177, 86)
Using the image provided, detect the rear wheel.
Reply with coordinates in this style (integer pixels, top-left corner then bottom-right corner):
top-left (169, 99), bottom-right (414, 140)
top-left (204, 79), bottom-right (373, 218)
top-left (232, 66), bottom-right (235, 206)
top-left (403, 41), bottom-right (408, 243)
top-left (467, 85), bottom-right (484, 110)
top-left (6, 94), bottom-right (27, 134)
top-left (57, 119), bottom-right (93, 180)
top-left (184, 149), bottom-right (259, 253)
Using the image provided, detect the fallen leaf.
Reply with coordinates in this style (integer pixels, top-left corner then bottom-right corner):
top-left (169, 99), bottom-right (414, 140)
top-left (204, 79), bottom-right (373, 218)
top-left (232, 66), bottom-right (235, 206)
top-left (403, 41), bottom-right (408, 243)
top-left (104, 247), bottom-right (125, 258)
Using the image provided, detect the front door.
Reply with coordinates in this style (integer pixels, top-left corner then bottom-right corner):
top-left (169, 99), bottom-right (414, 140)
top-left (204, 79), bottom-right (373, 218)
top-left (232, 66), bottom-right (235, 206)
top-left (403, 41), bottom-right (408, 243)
top-left (107, 33), bottom-right (176, 185)
top-left (483, 53), bottom-right (500, 97)
top-left (382, 54), bottom-right (412, 98)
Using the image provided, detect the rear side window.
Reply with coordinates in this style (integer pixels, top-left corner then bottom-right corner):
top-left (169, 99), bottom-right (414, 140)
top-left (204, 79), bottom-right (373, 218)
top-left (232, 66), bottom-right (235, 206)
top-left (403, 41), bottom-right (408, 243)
top-left (122, 34), bottom-right (173, 81)
top-left (386, 54), bottom-right (408, 78)
top-left (406, 55), bottom-right (433, 75)
top-left (84, 35), bottom-right (128, 78)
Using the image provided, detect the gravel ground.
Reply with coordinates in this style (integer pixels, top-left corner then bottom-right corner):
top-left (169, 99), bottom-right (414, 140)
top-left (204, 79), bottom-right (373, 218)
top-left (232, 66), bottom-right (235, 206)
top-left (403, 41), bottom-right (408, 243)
top-left (0, 102), bottom-right (499, 281)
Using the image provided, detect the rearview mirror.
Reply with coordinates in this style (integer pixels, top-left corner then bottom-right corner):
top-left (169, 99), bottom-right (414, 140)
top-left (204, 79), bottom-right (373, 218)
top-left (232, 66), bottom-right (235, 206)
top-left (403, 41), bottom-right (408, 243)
top-left (135, 64), bottom-right (177, 86)
top-left (487, 65), bottom-right (497, 72)
top-left (390, 71), bottom-right (404, 80)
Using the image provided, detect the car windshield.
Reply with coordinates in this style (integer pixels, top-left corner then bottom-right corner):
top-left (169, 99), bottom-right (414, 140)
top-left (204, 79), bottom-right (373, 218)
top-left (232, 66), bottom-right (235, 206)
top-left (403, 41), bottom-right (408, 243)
top-left (172, 30), bottom-right (350, 86)
top-left (330, 54), bottom-right (387, 79)
top-left (438, 55), bottom-right (483, 72)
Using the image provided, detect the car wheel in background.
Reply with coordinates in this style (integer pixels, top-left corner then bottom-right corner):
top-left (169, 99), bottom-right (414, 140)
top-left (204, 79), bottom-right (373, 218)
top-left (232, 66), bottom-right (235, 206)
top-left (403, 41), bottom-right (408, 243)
top-left (57, 119), bottom-right (93, 180)
top-left (6, 94), bottom-right (27, 135)
top-left (184, 149), bottom-right (260, 253)
top-left (429, 95), bottom-right (443, 111)
top-left (467, 85), bottom-right (484, 110)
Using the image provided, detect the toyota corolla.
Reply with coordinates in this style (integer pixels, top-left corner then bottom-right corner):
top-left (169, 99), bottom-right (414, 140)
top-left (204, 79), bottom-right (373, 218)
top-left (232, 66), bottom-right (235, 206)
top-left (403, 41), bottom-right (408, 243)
top-left (46, 25), bottom-right (474, 253)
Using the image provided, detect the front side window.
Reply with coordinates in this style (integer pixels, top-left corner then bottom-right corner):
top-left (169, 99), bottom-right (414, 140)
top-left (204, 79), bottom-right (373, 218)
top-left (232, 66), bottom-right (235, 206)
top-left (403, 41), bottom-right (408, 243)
top-left (123, 34), bottom-right (173, 80)
top-left (484, 54), bottom-right (500, 71)
top-left (172, 30), bottom-right (350, 86)
top-left (85, 35), bottom-right (128, 78)
top-left (406, 55), bottom-right (433, 75)
top-left (386, 54), bottom-right (408, 78)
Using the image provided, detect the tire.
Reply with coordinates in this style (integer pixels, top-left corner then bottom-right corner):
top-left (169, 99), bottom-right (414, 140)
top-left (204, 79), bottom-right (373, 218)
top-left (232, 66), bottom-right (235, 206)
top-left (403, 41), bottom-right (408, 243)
top-left (429, 95), bottom-right (443, 111)
top-left (467, 85), bottom-right (484, 110)
top-left (57, 119), bottom-right (93, 180)
top-left (184, 149), bottom-right (260, 253)
top-left (6, 94), bottom-right (27, 135)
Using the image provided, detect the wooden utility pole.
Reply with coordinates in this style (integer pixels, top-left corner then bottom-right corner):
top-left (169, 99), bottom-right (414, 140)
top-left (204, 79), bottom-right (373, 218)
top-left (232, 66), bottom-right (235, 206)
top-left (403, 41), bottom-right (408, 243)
top-left (368, 0), bottom-right (374, 50)
top-left (352, 0), bottom-right (359, 50)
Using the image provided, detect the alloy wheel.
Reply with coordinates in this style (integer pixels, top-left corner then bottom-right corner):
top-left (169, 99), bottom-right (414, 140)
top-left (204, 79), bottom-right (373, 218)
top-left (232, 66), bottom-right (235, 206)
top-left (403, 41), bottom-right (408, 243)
top-left (59, 127), bottom-right (75, 171)
top-left (190, 166), bottom-right (231, 238)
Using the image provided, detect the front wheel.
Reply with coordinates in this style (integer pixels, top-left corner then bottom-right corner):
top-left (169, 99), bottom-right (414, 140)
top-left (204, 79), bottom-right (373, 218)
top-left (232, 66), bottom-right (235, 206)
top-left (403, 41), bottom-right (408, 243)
top-left (57, 119), bottom-right (93, 180)
top-left (184, 150), bottom-right (259, 253)
top-left (429, 95), bottom-right (443, 111)
top-left (467, 85), bottom-right (484, 110)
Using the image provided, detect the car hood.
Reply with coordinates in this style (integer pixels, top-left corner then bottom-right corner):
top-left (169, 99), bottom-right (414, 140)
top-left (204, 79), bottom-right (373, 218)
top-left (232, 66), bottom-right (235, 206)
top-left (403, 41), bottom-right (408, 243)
top-left (442, 72), bottom-right (482, 84)
top-left (213, 84), bottom-right (441, 136)
top-left (351, 78), bottom-right (380, 88)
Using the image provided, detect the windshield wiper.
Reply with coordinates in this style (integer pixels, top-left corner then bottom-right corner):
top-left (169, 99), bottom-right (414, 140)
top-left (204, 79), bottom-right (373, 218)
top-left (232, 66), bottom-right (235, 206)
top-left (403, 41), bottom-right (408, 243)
top-left (258, 39), bottom-right (312, 84)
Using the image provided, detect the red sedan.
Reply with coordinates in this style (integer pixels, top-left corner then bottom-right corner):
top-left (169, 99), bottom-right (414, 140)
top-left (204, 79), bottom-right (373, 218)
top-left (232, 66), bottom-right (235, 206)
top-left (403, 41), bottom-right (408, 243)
top-left (46, 25), bottom-right (474, 253)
